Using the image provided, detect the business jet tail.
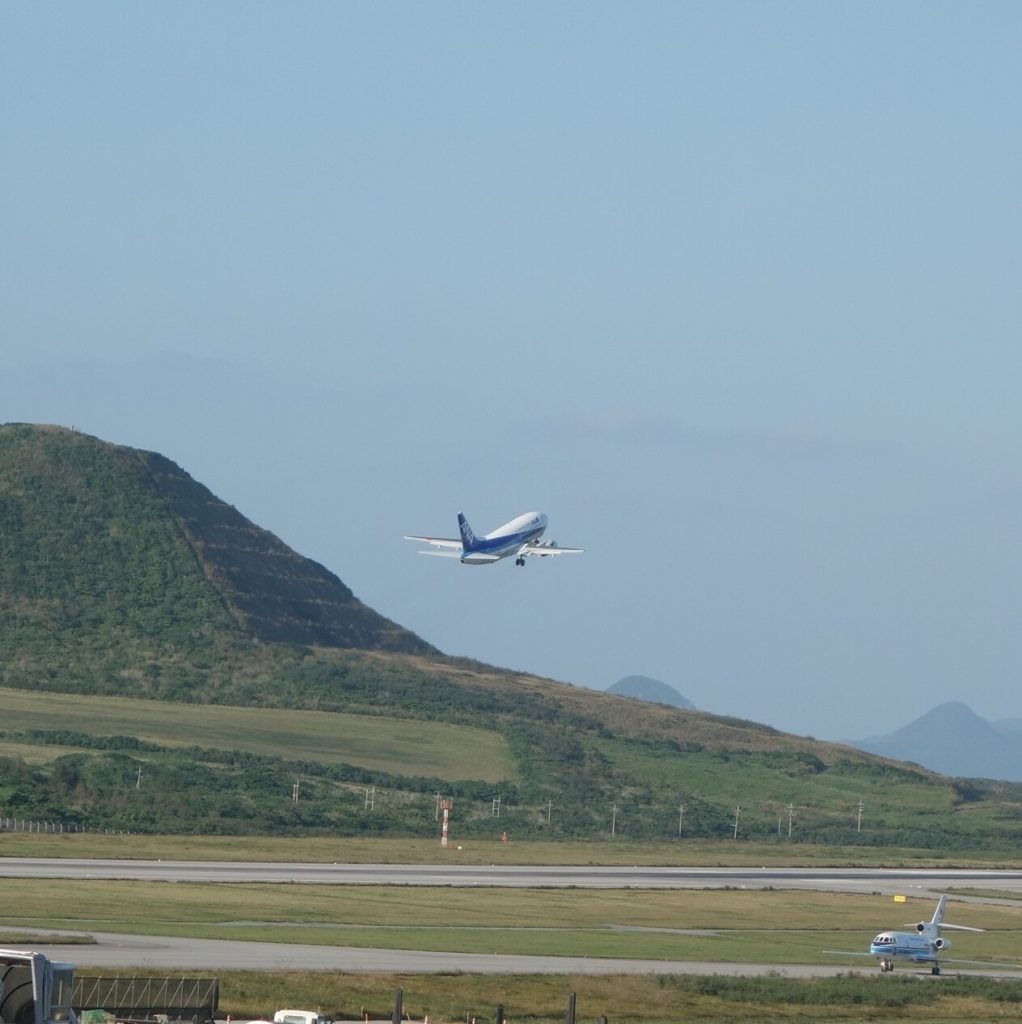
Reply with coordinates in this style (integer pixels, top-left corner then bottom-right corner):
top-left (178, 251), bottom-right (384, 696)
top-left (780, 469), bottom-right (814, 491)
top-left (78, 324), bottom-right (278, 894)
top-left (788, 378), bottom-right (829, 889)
top-left (915, 896), bottom-right (983, 933)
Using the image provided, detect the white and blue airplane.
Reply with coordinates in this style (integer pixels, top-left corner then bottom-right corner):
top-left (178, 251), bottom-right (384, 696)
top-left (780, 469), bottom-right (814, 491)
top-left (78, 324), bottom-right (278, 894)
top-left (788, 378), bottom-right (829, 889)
top-left (405, 511), bottom-right (583, 566)
top-left (828, 895), bottom-right (990, 975)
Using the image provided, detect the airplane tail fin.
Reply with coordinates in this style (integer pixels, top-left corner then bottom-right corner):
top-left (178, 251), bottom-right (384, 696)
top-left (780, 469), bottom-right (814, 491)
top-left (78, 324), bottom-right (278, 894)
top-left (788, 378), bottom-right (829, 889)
top-left (927, 895), bottom-right (984, 934)
top-left (457, 512), bottom-right (478, 551)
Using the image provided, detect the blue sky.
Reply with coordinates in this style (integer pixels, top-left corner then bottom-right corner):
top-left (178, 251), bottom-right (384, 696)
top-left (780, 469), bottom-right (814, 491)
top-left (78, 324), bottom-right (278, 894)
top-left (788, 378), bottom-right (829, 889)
top-left (3, 2), bottom-right (1020, 739)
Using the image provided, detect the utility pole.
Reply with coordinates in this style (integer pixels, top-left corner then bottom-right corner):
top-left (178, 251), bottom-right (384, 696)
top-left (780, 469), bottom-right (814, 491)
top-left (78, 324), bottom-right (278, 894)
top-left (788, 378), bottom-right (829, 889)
top-left (857, 799), bottom-right (864, 833)
top-left (435, 791), bottom-right (441, 821)
top-left (546, 799), bottom-right (552, 824)
top-left (678, 802), bottom-right (685, 837)
top-left (732, 804), bottom-right (741, 840)
top-left (492, 796), bottom-right (501, 817)
top-left (611, 803), bottom-right (618, 838)
top-left (292, 778), bottom-right (300, 805)
top-left (365, 786), bottom-right (375, 811)
top-left (788, 802), bottom-right (794, 839)
top-left (135, 765), bottom-right (143, 790)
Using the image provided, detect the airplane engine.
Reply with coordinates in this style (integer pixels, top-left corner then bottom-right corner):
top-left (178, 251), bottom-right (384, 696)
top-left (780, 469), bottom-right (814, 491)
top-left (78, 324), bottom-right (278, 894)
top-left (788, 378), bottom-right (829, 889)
top-left (916, 922), bottom-right (927, 933)
top-left (933, 937), bottom-right (948, 950)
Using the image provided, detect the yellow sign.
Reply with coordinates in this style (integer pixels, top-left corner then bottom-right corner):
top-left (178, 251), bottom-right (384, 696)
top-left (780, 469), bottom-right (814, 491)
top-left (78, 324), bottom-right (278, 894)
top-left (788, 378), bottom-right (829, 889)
top-left (893, 894), bottom-right (907, 903)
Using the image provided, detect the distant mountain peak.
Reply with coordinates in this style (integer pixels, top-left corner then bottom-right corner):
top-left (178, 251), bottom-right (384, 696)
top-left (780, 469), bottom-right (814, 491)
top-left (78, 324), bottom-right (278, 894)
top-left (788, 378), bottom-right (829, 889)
top-left (607, 675), bottom-right (695, 710)
top-left (853, 700), bottom-right (1022, 782)
top-left (926, 700), bottom-right (978, 716)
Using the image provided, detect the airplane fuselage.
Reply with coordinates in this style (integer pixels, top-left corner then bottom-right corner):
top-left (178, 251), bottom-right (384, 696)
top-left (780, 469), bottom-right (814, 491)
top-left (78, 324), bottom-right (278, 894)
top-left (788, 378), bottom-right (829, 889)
top-left (871, 928), bottom-right (947, 969)
top-left (460, 511), bottom-right (548, 564)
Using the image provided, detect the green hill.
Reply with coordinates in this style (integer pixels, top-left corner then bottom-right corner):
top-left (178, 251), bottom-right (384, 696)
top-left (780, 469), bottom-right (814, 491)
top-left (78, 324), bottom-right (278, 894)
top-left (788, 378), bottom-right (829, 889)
top-left (2, 422), bottom-right (1022, 848)
top-left (0, 423), bottom-right (433, 700)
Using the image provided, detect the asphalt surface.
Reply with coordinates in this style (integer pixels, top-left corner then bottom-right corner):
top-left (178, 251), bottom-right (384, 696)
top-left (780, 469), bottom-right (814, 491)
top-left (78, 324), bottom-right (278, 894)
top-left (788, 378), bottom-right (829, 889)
top-left (5, 858), bottom-right (1022, 893)
top-left (5, 859), bottom-right (1022, 976)
top-left (0, 929), bottom-right (862, 975)
top-left (10, 928), bottom-right (1022, 979)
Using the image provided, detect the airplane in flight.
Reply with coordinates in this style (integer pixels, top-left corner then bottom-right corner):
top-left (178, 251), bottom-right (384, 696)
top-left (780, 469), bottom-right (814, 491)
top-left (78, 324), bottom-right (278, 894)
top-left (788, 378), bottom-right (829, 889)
top-left (404, 511), bottom-right (583, 566)
top-left (827, 895), bottom-right (991, 975)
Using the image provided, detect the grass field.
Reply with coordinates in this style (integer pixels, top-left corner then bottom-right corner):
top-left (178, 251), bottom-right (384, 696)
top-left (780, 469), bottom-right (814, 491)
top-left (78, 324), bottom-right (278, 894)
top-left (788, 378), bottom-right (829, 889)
top-left (132, 970), bottom-right (1022, 1023)
top-left (3, 832), bottom-right (1022, 867)
top-left (598, 736), bottom-right (955, 826)
top-left (3, 966), bottom-right (1006, 1023)
top-left (0, 739), bottom-right (84, 763)
top-left (2, 880), bottom-right (1020, 966)
top-left (0, 686), bottom-right (514, 783)
top-left (7, 684), bottom-right (1022, 849)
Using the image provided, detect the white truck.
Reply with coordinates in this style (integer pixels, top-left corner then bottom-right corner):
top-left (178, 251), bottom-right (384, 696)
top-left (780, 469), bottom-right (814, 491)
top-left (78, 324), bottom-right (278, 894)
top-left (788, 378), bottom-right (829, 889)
top-left (272, 1011), bottom-right (330, 1024)
top-left (0, 949), bottom-right (77, 1024)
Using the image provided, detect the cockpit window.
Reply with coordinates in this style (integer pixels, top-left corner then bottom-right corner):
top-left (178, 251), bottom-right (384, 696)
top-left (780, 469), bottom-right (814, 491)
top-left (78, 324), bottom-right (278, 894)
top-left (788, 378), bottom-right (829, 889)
top-left (873, 934), bottom-right (894, 944)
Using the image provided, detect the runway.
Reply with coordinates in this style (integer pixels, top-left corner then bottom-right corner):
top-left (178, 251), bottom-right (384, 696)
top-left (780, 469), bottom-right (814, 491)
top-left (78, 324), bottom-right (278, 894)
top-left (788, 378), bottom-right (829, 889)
top-left (0, 928), bottom-right (854, 975)
top-left (5, 858), bottom-right (1022, 894)
top-left (5, 859), bottom-right (1022, 976)
top-left (9, 927), bottom-right (1022, 979)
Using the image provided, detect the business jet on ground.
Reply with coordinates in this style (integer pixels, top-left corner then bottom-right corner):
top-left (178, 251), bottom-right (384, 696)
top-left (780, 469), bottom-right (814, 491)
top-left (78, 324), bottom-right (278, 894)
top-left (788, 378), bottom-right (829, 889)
top-left (404, 511), bottom-right (583, 566)
top-left (827, 895), bottom-right (996, 975)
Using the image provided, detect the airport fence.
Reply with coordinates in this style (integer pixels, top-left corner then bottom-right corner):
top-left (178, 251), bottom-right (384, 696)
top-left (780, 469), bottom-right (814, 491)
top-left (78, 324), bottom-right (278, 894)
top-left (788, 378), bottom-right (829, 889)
top-left (0, 818), bottom-right (127, 833)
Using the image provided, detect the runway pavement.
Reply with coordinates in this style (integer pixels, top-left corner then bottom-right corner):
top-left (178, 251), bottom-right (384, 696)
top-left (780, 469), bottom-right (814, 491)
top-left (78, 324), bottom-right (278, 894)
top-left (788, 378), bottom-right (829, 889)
top-left (8, 928), bottom-right (1022, 979)
top-left (0, 928), bottom-right (829, 975)
top-left (5, 858), bottom-right (1022, 894)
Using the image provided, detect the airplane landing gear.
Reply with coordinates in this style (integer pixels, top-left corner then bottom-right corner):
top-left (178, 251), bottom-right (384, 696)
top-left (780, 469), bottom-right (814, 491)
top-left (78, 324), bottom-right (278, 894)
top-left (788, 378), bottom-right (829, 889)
top-left (515, 557), bottom-right (525, 566)
top-left (931, 965), bottom-right (941, 976)
top-left (879, 959), bottom-right (894, 973)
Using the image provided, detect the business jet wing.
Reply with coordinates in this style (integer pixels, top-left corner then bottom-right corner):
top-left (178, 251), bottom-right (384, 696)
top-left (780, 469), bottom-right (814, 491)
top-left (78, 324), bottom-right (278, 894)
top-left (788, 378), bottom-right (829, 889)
top-left (404, 534), bottom-right (464, 557)
top-left (931, 957), bottom-right (1021, 969)
top-left (519, 540), bottom-right (584, 558)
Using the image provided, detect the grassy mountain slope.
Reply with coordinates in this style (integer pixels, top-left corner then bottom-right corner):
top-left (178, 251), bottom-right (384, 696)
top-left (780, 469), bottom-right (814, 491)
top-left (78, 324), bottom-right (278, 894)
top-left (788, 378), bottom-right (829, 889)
top-left (141, 446), bottom-right (432, 652)
top-left (2, 422), bottom-right (1022, 848)
top-left (0, 424), bottom-right (432, 700)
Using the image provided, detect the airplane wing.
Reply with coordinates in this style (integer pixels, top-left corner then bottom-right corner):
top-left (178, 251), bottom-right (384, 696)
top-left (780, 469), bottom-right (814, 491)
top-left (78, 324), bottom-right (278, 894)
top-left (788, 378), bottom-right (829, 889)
top-left (519, 541), bottom-right (585, 557)
top-left (931, 957), bottom-right (1021, 969)
top-left (404, 535), bottom-right (463, 550)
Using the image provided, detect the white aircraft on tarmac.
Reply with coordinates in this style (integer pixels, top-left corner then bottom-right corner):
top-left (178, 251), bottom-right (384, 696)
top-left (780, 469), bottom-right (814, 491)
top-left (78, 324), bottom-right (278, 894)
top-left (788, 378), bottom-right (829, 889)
top-left (405, 511), bottom-right (583, 566)
top-left (828, 895), bottom-right (992, 975)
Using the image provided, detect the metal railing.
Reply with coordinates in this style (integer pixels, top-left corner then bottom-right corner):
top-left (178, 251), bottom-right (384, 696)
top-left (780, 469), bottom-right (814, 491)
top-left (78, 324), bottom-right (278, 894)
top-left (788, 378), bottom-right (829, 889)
top-left (73, 977), bottom-right (219, 1021)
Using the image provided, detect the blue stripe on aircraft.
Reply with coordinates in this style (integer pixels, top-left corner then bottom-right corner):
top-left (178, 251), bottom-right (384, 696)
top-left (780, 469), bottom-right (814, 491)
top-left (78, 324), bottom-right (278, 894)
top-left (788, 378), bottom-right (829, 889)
top-left (465, 526), bottom-right (543, 556)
